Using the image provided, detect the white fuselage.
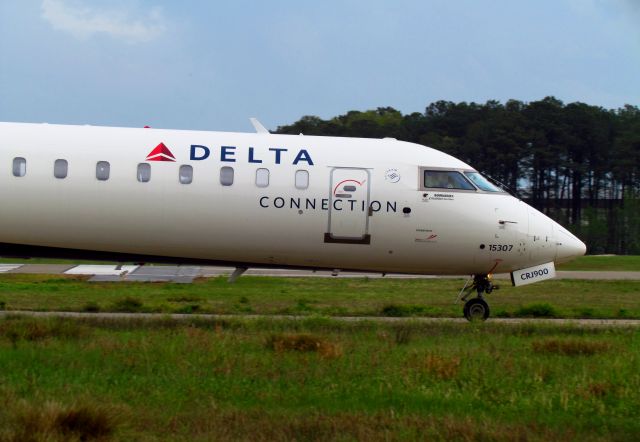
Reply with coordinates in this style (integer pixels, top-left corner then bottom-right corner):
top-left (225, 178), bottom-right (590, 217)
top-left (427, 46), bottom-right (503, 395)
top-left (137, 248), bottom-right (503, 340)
top-left (0, 122), bottom-right (585, 275)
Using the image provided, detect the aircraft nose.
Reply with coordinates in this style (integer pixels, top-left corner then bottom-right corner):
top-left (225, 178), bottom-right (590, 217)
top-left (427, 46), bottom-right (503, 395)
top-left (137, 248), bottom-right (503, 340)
top-left (555, 225), bottom-right (587, 263)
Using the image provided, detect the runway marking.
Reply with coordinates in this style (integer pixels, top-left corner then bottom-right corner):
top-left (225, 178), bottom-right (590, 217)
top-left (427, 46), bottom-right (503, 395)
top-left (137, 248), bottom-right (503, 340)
top-left (1, 311), bottom-right (639, 327)
top-left (65, 265), bottom-right (139, 276)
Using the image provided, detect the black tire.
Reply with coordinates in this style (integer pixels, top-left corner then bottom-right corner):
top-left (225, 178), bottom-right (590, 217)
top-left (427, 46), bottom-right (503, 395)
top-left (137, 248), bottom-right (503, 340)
top-left (463, 298), bottom-right (490, 322)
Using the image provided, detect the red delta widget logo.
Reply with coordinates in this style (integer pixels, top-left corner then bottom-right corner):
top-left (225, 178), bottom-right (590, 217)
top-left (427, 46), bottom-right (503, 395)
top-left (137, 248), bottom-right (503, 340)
top-left (146, 143), bottom-right (176, 162)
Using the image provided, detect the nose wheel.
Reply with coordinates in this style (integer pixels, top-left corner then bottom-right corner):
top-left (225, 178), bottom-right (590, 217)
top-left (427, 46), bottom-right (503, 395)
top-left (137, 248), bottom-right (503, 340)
top-left (463, 298), bottom-right (490, 321)
top-left (457, 274), bottom-right (498, 322)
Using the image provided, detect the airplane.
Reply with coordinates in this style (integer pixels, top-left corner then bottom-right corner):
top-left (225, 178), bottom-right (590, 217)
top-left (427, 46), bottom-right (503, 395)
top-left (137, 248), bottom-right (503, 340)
top-left (0, 119), bottom-right (586, 321)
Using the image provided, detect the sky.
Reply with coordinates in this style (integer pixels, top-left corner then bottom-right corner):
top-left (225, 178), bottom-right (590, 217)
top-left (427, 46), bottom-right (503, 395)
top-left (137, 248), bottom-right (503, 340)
top-left (0, 0), bottom-right (638, 132)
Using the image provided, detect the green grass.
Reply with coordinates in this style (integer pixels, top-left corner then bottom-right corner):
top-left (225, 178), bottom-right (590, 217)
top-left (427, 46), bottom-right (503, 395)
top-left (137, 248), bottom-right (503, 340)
top-left (557, 255), bottom-right (640, 271)
top-left (0, 316), bottom-right (638, 440)
top-left (0, 274), bottom-right (639, 319)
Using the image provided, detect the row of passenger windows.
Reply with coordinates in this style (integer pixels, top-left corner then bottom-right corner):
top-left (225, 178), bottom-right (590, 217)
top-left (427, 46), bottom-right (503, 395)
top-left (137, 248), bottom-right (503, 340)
top-left (11, 158), bottom-right (310, 189)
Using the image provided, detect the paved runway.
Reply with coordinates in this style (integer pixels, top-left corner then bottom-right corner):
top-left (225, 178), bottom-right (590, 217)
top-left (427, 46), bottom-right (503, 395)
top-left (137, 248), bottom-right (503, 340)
top-left (0, 263), bottom-right (638, 283)
top-left (2, 310), bottom-right (639, 327)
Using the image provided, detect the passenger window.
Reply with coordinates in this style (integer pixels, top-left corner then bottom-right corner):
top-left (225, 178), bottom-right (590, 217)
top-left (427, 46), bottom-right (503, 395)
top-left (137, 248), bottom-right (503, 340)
top-left (137, 163), bottom-right (151, 183)
top-left (96, 161), bottom-right (110, 181)
top-left (54, 159), bottom-right (68, 179)
top-left (424, 170), bottom-right (475, 190)
top-left (295, 170), bottom-right (309, 189)
top-left (179, 165), bottom-right (193, 184)
top-left (220, 166), bottom-right (234, 186)
top-left (12, 157), bottom-right (26, 177)
top-left (255, 168), bottom-right (269, 187)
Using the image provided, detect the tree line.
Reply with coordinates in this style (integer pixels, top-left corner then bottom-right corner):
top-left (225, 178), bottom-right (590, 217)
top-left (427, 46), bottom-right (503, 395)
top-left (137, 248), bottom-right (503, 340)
top-left (275, 97), bottom-right (640, 254)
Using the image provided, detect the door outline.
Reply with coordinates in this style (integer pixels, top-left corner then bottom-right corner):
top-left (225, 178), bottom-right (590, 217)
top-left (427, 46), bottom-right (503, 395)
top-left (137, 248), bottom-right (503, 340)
top-left (324, 167), bottom-right (371, 245)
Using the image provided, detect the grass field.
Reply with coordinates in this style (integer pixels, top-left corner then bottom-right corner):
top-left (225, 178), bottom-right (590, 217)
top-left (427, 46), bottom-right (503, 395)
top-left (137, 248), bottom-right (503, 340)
top-left (0, 257), bottom-right (637, 440)
top-left (0, 316), bottom-right (638, 441)
top-left (0, 274), bottom-right (639, 319)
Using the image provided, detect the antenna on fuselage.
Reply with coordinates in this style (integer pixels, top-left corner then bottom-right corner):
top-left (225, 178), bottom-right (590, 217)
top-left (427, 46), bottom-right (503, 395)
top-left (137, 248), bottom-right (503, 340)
top-left (250, 118), bottom-right (270, 134)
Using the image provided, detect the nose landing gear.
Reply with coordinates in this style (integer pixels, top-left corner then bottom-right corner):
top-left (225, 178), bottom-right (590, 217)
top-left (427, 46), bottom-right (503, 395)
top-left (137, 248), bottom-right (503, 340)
top-left (457, 274), bottom-right (499, 321)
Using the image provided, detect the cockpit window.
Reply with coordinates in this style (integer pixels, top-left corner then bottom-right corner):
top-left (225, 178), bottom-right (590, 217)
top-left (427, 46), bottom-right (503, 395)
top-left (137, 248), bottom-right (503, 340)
top-left (464, 172), bottom-right (502, 192)
top-left (424, 170), bottom-right (475, 190)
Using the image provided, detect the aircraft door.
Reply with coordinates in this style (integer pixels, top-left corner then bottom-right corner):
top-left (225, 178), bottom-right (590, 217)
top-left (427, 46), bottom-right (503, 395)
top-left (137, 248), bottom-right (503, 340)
top-left (325, 168), bottom-right (371, 244)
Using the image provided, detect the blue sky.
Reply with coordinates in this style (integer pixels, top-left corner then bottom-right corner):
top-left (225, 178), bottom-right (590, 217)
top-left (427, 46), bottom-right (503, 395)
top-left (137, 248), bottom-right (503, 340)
top-left (0, 0), bottom-right (638, 132)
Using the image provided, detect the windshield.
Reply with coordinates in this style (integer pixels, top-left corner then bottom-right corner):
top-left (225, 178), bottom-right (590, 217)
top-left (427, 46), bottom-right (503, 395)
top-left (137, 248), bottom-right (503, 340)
top-left (464, 172), bottom-right (503, 192)
top-left (424, 170), bottom-right (475, 190)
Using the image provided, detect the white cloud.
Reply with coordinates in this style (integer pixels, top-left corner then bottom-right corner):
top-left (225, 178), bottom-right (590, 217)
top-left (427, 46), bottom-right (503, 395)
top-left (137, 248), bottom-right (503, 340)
top-left (41, 0), bottom-right (166, 43)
